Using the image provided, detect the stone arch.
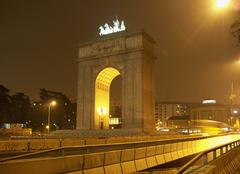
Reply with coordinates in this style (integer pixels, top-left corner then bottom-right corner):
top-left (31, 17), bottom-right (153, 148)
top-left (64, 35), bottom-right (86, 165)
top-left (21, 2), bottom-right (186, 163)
top-left (94, 67), bottom-right (120, 129)
top-left (77, 31), bottom-right (156, 133)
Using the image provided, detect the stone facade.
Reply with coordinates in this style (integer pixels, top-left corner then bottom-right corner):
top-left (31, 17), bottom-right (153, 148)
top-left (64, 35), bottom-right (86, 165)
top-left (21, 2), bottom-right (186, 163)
top-left (77, 31), bottom-right (156, 133)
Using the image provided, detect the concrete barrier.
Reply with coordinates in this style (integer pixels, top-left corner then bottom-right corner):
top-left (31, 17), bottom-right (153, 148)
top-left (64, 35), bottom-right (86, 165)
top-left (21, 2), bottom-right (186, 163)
top-left (146, 156), bottom-right (157, 168)
top-left (135, 158), bottom-right (148, 171)
top-left (43, 139), bottom-right (59, 149)
top-left (62, 139), bottom-right (85, 147)
top-left (83, 153), bottom-right (104, 169)
top-left (155, 153), bottom-right (165, 165)
top-left (106, 137), bottom-right (122, 144)
top-left (121, 149), bottom-right (134, 162)
top-left (182, 141), bottom-right (189, 157)
top-left (192, 140), bottom-right (198, 153)
top-left (84, 167), bottom-right (104, 174)
top-left (145, 146), bottom-right (157, 168)
top-left (177, 142), bottom-right (183, 158)
top-left (134, 147), bottom-right (147, 171)
top-left (66, 171), bottom-right (83, 174)
top-left (155, 145), bottom-right (165, 165)
top-left (104, 164), bottom-right (122, 174)
top-left (155, 145), bottom-right (164, 155)
top-left (187, 141), bottom-right (193, 155)
top-left (146, 146), bottom-right (155, 157)
top-left (0, 138), bottom-right (94, 152)
top-left (2, 134), bottom-right (240, 174)
top-left (134, 147), bottom-right (146, 159)
top-left (170, 143), bottom-right (178, 160)
top-left (121, 161), bottom-right (136, 174)
top-left (9, 140), bottom-right (28, 151)
top-left (85, 139), bottom-right (106, 145)
top-left (163, 144), bottom-right (172, 162)
top-left (61, 155), bottom-right (84, 173)
top-left (0, 155), bottom-right (83, 174)
top-left (30, 139), bottom-right (46, 150)
top-left (196, 139), bottom-right (206, 152)
top-left (104, 151), bottom-right (121, 165)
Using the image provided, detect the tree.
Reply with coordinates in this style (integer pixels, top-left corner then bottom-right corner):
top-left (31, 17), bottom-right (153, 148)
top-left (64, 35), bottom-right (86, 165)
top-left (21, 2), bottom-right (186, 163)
top-left (38, 88), bottom-right (76, 130)
top-left (230, 19), bottom-right (240, 43)
top-left (230, 12), bottom-right (240, 43)
top-left (11, 92), bottom-right (31, 123)
top-left (0, 85), bottom-right (12, 123)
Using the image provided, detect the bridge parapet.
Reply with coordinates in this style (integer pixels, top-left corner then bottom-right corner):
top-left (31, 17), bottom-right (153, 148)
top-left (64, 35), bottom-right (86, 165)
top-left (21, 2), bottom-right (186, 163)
top-left (0, 134), bottom-right (240, 174)
top-left (177, 138), bottom-right (240, 174)
top-left (0, 133), bottom-right (199, 152)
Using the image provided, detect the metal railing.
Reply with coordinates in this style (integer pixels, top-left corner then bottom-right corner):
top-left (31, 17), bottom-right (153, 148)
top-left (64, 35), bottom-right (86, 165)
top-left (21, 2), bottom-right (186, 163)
top-left (176, 139), bottom-right (240, 174)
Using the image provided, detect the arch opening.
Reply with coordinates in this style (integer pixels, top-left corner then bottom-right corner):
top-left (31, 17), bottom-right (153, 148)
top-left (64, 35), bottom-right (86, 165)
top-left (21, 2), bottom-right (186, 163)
top-left (95, 67), bottom-right (120, 129)
top-left (110, 76), bottom-right (122, 129)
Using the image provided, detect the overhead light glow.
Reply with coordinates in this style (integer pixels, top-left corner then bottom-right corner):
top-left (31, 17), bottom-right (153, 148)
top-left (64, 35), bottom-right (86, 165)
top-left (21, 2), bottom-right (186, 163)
top-left (233, 110), bottom-right (238, 114)
top-left (97, 106), bottom-right (107, 116)
top-left (215, 0), bottom-right (231, 9)
top-left (237, 58), bottom-right (240, 65)
top-left (50, 101), bottom-right (57, 106)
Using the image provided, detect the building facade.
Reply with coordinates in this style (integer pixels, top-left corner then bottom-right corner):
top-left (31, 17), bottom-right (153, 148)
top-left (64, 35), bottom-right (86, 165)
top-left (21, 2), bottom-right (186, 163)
top-left (155, 102), bottom-right (199, 127)
top-left (191, 104), bottom-right (230, 123)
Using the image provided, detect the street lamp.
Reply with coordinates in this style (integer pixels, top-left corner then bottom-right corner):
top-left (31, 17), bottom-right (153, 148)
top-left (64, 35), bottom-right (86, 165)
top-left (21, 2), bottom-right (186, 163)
top-left (214, 0), bottom-right (240, 42)
top-left (97, 106), bottom-right (107, 129)
top-left (47, 100), bottom-right (57, 134)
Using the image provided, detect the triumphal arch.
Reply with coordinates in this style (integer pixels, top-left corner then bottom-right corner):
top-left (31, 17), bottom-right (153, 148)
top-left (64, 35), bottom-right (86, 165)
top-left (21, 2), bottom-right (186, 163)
top-left (77, 31), bottom-right (156, 133)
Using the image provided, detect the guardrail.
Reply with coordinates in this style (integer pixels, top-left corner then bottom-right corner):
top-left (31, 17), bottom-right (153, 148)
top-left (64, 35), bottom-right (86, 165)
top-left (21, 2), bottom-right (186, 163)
top-left (1, 133), bottom-right (232, 153)
top-left (0, 135), bottom-right (207, 162)
top-left (0, 133), bottom-right (202, 152)
top-left (1, 134), bottom-right (240, 174)
top-left (176, 139), bottom-right (240, 174)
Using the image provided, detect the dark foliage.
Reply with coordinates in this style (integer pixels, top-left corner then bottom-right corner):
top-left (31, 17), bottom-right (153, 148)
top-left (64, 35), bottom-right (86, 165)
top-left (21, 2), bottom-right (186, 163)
top-left (230, 13), bottom-right (240, 43)
top-left (0, 85), bottom-right (76, 132)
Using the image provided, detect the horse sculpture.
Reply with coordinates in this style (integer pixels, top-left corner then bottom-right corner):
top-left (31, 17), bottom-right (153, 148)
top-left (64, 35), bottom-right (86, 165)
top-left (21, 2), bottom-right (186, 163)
top-left (99, 19), bottom-right (126, 36)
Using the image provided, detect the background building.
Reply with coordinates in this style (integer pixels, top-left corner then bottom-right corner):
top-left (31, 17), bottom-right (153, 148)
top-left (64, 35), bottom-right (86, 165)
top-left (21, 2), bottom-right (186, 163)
top-left (109, 101), bottom-right (122, 129)
top-left (191, 104), bottom-right (230, 124)
top-left (166, 99), bottom-right (240, 134)
top-left (191, 99), bottom-right (240, 128)
top-left (155, 102), bottom-right (199, 127)
top-left (108, 99), bottom-right (240, 131)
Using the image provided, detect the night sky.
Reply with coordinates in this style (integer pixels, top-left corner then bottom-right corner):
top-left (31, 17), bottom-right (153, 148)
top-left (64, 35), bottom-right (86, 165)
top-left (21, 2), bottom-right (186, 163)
top-left (0, 0), bottom-right (240, 104)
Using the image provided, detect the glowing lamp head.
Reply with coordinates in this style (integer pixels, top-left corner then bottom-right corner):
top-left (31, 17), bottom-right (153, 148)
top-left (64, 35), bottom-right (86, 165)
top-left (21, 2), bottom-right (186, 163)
top-left (102, 107), bottom-right (107, 115)
top-left (46, 125), bottom-right (49, 129)
top-left (233, 110), bottom-right (238, 114)
top-left (50, 101), bottom-right (57, 106)
top-left (97, 107), bottom-right (102, 115)
top-left (97, 106), bottom-right (107, 116)
top-left (215, 0), bottom-right (230, 9)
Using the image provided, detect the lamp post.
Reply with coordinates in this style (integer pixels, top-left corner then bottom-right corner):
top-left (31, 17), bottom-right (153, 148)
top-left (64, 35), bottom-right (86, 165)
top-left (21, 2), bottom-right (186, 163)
top-left (97, 106), bottom-right (107, 129)
top-left (47, 100), bottom-right (57, 134)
